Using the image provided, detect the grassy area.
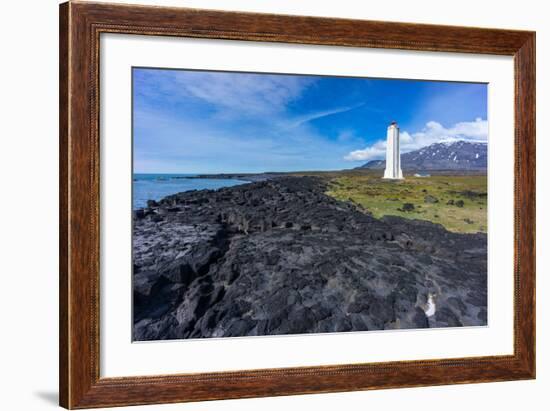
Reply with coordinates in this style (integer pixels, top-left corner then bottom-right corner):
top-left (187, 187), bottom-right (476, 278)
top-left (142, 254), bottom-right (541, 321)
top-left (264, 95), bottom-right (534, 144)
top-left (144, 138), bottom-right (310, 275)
top-left (326, 172), bottom-right (487, 234)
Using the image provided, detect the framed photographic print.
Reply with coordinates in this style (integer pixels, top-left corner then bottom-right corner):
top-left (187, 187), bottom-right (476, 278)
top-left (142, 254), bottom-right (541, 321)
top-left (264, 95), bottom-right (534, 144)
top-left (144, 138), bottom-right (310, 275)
top-left (59, 1), bottom-right (535, 408)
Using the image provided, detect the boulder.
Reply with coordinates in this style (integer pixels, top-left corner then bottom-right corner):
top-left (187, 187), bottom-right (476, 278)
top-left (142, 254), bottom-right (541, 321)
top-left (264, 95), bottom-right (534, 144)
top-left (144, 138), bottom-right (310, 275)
top-left (424, 195), bottom-right (439, 203)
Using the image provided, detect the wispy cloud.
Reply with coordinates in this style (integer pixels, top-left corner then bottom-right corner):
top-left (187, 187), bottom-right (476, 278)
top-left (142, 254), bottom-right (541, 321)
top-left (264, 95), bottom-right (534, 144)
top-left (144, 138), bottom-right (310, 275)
top-left (133, 68), bottom-right (487, 172)
top-left (283, 103), bottom-right (364, 129)
top-left (135, 69), bottom-right (315, 116)
top-left (133, 68), bottom-right (368, 172)
top-left (344, 118), bottom-right (488, 162)
top-left (133, 106), bottom-right (359, 173)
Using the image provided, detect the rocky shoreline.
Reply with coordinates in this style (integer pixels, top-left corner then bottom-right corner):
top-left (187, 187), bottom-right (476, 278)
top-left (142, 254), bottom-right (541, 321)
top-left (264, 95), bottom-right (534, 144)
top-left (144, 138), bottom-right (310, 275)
top-left (177, 172), bottom-right (286, 183)
top-left (133, 176), bottom-right (487, 341)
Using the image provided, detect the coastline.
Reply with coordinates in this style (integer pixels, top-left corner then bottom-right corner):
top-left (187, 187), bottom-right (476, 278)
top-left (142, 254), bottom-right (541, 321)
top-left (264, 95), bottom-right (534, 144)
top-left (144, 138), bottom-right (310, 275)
top-left (177, 168), bottom-right (487, 181)
top-left (133, 175), bottom-right (487, 341)
top-left (132, 174), bottom-right (250, 210)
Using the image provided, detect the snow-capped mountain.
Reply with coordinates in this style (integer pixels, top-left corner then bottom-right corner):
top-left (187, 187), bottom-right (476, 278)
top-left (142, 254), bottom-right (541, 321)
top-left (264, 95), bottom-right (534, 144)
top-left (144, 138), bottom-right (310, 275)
top-left (360, 141), bottom-right (487, 171)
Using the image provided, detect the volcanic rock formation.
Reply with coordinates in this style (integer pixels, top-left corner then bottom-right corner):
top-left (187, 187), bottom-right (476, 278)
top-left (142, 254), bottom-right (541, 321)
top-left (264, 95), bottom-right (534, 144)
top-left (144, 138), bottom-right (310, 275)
top-left (133, 176), bottom-right (487, 340)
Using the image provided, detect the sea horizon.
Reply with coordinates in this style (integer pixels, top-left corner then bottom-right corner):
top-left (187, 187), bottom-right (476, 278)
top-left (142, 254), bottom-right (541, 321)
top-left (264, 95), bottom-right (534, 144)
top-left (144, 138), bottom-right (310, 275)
top-left (133, 173), bottom-right (248, 209)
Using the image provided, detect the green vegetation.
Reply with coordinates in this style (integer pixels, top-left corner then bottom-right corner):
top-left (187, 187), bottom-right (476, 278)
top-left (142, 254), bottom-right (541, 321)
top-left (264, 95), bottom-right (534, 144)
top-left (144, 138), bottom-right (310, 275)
top-left (326, 172), bottom-right (487, 234)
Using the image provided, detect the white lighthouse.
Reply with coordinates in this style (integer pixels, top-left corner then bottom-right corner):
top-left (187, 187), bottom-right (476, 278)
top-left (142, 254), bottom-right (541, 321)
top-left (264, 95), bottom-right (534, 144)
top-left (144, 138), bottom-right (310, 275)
top-left (383, 121), bottom-right (404, 180)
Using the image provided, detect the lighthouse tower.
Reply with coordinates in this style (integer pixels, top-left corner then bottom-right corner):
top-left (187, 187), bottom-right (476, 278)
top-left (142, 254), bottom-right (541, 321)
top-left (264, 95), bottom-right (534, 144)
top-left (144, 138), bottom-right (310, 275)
top-left (383, 121), bottom-right (404, 180)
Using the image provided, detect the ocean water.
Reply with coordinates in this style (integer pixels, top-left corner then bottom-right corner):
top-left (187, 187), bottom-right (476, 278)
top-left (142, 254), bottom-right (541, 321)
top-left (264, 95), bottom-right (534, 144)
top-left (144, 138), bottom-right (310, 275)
top-left (133, 173), bottom-right (247, 210)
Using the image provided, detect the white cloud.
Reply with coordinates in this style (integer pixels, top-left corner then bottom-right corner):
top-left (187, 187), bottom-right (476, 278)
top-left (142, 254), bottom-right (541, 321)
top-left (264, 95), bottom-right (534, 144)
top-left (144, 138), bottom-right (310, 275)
top-left (138, 70), bottom-right (314, 116)
top-left (134, 106), bottom-right (360, 174)
top-left (344, 118), bottom-right (488, 162)
top-left (284, 104), bottom-right (362, 129)
top-left (134, 69), bottom-right (369, 173)
top-left (173, 72), bottom-right (361, 127)
top-left (184, 73), bottom-right (309, 113)
top-left (136, 69), bottom-right (357, 129)
top-left (344, 140), bottom-right (386, 161)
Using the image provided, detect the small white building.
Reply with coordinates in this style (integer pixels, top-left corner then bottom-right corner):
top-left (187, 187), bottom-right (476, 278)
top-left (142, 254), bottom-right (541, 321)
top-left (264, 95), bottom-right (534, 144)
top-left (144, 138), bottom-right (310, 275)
top-left (383, 121), bottom-right (404, 180)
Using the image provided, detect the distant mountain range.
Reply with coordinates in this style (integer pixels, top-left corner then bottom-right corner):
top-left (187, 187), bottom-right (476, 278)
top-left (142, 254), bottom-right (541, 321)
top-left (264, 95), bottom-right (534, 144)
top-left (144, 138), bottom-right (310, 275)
top-left (359, 141), bottom-right (487, 171)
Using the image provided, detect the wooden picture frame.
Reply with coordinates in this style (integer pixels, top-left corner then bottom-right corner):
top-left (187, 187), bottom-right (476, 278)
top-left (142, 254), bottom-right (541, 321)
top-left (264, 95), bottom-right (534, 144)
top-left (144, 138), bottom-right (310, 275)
top-left (59, 1), bottom-right (535, 408)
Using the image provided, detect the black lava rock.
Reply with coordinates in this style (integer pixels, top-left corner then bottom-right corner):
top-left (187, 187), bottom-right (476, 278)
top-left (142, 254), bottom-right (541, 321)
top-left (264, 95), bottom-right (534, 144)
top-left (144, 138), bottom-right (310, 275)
top-left (132, 176), bottom-right (487, 341)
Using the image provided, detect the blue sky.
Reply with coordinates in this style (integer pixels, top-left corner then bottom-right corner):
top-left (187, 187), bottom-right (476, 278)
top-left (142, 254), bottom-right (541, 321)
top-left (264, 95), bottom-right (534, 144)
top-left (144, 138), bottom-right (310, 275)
top-left (133, 67), bottom-right (487, 173)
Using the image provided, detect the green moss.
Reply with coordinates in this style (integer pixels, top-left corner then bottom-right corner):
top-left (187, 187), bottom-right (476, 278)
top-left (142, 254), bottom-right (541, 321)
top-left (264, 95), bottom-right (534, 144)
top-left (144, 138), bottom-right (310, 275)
top-left (326, 173), bottom-right (487, 234)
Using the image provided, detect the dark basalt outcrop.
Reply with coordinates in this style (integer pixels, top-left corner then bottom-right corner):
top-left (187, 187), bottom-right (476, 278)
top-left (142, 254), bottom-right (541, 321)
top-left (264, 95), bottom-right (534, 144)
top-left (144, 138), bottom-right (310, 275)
top-left (133, 176), bottom-right (487, 341)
